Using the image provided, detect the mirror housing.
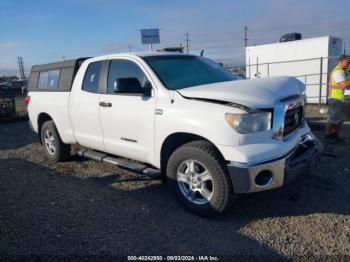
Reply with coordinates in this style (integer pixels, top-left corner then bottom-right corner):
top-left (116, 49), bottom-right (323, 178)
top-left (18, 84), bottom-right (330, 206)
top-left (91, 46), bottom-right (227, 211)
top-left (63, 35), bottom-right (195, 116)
top-left (142, 81), bottom-right (152, 97)
top-left (113, 77), bottom-right (142, 94)
top-left (113, 77), bottom-right (152, 96)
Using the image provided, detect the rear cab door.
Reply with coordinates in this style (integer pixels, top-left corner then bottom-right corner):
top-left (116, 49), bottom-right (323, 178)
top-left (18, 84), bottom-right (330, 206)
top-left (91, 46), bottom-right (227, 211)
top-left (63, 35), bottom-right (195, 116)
top-left (69, 61), bottom-right (105, 151)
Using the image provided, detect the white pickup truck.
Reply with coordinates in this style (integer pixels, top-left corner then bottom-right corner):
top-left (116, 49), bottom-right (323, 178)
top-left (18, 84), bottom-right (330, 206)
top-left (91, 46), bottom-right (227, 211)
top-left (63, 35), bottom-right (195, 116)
top-left (27, 52), bottom-right (322, 216)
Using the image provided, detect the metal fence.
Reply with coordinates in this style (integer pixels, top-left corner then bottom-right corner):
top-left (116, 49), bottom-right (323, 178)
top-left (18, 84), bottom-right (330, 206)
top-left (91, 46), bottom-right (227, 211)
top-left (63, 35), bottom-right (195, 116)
top-left (244, 56), bottom-right (342, 107)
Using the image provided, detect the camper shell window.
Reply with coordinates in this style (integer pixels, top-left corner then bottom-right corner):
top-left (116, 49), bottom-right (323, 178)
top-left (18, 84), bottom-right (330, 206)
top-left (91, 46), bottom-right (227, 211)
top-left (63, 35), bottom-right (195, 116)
top-left (28, 57), bottom-right (90, 92)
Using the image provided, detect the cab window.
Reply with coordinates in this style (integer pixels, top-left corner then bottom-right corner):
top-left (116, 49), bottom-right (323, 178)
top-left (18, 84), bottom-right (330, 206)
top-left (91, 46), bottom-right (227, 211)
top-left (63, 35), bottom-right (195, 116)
top-left (82, 61), bottom-right (103, 93)
top-left (107, 60), bottom-right (148, 94)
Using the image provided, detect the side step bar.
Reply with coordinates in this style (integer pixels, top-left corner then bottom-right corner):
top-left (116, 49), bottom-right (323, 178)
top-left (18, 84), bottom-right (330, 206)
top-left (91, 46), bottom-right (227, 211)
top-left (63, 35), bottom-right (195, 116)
top-left (78, 149), bottom-right (161, 178)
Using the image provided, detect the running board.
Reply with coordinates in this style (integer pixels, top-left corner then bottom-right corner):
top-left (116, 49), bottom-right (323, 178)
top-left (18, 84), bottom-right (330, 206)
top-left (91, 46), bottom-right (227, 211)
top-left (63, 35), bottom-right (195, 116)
top-left (78, 149), bottom-right (161, 178)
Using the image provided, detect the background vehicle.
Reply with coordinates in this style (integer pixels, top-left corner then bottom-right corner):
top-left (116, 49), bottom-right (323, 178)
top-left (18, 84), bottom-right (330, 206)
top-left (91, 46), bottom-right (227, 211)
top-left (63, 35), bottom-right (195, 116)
top-left (0, 81), bottom-right (27, 120)
top-left (27, 53), bottom-right (322, 216)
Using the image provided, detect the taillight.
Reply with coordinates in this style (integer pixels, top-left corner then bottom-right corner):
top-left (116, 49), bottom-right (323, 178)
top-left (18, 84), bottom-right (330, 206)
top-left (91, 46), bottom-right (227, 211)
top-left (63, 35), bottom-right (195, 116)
top-left (25, 96), bottom-right (30, 105)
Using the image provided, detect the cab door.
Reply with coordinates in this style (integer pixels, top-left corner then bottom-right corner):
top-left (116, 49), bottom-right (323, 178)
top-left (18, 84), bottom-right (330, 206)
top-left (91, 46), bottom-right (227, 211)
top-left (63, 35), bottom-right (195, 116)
top-left (69, 61), bottom-right (105, 151)
top-left (99, 59), bottom-right (156, 163)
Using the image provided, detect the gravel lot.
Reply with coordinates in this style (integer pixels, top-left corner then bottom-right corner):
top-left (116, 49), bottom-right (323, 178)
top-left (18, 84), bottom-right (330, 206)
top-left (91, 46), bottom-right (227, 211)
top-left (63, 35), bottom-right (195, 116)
top-left (0, 117), bottom-right (350, 259)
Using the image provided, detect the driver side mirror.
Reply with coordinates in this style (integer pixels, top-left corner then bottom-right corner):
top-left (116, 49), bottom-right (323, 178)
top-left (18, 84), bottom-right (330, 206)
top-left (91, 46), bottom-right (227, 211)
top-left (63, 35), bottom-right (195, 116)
top-left (142, 81), bottom-right (152, 97)
top-left (113, 77), bottom-right (142, 94)
top-left (113, 78), bottom-right (152, 96)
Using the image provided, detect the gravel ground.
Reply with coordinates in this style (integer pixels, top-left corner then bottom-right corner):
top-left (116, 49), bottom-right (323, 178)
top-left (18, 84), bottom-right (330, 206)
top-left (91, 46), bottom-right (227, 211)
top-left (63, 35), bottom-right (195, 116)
top-left (0, 117), bottom-right (350, 259)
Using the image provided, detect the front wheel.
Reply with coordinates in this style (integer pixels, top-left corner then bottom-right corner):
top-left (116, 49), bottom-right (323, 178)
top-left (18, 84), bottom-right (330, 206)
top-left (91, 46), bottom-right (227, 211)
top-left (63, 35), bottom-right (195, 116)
top-left (41, 120), bottom-right (70, 162)
top-left (166, 141), bottom-right (236, 217)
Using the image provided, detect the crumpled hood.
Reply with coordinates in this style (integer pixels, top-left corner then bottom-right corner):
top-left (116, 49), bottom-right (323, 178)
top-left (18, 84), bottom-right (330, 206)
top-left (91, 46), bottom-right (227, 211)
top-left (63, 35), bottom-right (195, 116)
top-left (177, 76), bottom-right (305, 109)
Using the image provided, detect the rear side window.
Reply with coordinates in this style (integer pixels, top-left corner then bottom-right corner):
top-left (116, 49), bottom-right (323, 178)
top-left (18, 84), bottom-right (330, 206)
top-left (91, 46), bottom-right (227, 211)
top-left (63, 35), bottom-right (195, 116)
top-left (48, 70), bottom-right (60, 89)
top-left (37, 70), bottom-right (60, 89)
top-left (37, 72), bottom-right (49, 89)
top-left (82, 61), bottom-right (103, 93)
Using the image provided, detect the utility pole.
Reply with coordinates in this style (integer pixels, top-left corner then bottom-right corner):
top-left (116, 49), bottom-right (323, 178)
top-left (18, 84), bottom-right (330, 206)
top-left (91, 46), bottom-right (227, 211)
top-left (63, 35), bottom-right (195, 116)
top-left (185, 32), bottom-right (189, 54)
top-left (244, 25), bottom-right (248, 48)
top-left (128, 44), bottom-right (132, 52)
top-left (17, 56), bottom-right (25, 80)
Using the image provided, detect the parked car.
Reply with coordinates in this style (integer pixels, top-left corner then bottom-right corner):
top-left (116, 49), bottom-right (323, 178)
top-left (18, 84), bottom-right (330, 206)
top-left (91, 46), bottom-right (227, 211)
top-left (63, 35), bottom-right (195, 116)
top-left (26, 53), bottom-right (322, 216)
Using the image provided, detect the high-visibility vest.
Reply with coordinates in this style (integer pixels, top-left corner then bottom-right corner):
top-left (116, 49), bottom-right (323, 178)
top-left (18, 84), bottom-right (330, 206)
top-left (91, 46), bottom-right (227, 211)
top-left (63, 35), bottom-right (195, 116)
top-left (329, 65), bottom-right (345, 101)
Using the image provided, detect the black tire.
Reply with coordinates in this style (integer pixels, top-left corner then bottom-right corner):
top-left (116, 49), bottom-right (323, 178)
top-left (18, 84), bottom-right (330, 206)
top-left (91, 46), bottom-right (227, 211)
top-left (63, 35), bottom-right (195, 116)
top-left (40, 120), bottom-right (70, 162)
top-left (166, 140), bottom-right (236, 217)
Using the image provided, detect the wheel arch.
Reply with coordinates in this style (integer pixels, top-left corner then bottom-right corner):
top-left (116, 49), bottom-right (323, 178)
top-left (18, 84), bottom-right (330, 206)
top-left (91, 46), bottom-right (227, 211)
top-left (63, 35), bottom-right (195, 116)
top-left (160, 132), bottom-right (227, 175)
top-left (37, 113), bottom-right (53, 144)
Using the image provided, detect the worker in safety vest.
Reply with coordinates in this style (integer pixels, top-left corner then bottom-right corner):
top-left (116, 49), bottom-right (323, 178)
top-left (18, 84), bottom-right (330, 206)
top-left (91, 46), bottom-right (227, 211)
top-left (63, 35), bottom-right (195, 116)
top-left (325, 55), bottom-right (350, 143)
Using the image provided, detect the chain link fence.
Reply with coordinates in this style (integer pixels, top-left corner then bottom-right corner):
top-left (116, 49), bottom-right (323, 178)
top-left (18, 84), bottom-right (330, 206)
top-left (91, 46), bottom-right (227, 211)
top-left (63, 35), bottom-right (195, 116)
top-left (244, 56), bottom-right (342, 107)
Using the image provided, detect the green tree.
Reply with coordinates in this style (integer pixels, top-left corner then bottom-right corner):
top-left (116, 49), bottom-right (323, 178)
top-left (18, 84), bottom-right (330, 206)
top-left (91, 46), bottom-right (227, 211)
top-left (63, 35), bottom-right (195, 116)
top-left (0, 75), bottom-right (19, 83)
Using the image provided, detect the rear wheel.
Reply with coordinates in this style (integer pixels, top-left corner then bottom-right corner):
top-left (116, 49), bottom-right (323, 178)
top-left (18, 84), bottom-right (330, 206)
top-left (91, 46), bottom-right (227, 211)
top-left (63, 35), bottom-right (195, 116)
top-left (166, 140), bottom-right (235, 217)
top-left (40, 120), bottom-right (70, 162)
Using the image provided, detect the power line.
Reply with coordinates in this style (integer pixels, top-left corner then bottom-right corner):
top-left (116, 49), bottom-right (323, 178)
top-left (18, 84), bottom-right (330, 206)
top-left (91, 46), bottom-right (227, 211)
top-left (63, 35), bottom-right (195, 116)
top-left (192, 24), bottom-right (332, 38)
top-left (189, 26), bottom-right (350, 49)
top-left (248, 21), bottom-right (350, 34)
top-left (191, 23), bottom-right (350, 41)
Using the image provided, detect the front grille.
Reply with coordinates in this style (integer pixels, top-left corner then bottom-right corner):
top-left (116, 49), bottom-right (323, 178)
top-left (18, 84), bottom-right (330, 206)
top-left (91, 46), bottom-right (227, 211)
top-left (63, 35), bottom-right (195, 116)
top-left (283, 105), bottom-right (303, 136)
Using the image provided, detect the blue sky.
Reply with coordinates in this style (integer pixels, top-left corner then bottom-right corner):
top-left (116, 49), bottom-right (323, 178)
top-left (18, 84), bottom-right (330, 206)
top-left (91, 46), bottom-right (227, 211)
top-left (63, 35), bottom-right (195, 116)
top-left (1, 0), bottom-right (350, 76)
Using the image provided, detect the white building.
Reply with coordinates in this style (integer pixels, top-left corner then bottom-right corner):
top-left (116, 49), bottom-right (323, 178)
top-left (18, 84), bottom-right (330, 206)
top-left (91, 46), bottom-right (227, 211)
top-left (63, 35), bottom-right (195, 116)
top-left (245, 36), bottom-right (343, 104)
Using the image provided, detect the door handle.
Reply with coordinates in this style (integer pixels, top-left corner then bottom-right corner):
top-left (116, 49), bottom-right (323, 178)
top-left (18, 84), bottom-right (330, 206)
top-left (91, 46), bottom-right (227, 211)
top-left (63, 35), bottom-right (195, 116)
top-left (99, 102), bottom-right (112, 107)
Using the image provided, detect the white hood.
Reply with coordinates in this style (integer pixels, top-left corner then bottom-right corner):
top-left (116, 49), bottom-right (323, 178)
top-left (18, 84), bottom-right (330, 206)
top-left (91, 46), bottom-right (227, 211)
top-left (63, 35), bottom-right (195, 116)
top-left (177, 76), bottom-right (305, 109)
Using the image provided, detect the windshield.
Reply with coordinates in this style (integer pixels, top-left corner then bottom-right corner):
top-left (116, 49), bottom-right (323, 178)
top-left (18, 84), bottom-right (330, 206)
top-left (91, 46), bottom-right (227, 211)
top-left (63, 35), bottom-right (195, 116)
top-left (143, 55), bottom-right (237, 90)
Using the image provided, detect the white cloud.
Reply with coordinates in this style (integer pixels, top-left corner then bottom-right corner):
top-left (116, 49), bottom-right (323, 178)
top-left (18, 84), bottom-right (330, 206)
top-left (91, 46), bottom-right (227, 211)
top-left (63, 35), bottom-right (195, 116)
top-left (128, 0), bottom-right (350, 65)
top-left (0, 42), bottom-right (18, 50)
top-left (3, 0), bottom-right (350, 71)
top-left (0, 63), bottom-right (19, 77)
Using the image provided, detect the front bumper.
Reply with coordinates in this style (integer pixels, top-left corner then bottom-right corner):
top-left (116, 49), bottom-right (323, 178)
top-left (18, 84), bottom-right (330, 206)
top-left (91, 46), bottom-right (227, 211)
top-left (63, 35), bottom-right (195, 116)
top-left (227, 133), bottom-right (323, 193)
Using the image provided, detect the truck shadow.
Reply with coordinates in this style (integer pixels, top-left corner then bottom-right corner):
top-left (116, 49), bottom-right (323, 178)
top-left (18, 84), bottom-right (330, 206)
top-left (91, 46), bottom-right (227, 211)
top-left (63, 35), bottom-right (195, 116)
top-left (1, 155), bottom-right (349, 258)
top-left (0, 120), bottom-right (37, 150)
top-left (236, 118), bottom-right (350, 220)
top-left (306, 117), bottom-right (325, 131)
top-left (0, 158), bottom-right (284, 258)
top-left (1, 120), bottom-right (349, 257)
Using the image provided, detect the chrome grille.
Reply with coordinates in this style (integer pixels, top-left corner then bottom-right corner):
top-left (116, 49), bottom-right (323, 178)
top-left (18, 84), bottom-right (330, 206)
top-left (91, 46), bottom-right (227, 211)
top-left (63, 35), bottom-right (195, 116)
top-left (283, 105), bottom-right (303, 136)
top-left (272, 95), bottom-right (305, 141)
